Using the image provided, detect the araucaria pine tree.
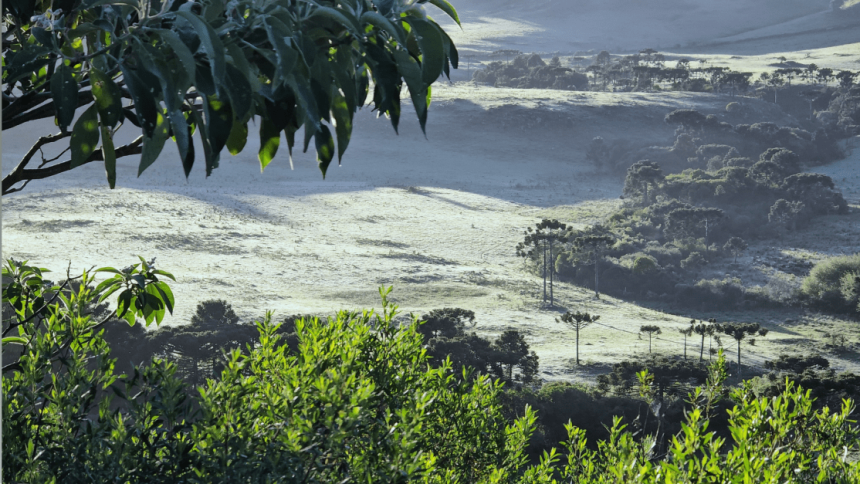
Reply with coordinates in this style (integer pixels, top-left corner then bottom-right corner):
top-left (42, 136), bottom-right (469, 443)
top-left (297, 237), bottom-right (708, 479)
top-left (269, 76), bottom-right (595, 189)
top-left (640, 325), bottom-right (661, 354)
top-left (558, 311), bottom-right (599, 365)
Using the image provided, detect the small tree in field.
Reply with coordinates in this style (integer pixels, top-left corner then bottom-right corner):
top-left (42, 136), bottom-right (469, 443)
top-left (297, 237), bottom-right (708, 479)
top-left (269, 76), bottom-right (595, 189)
top-left (491, 329), bottom-right (540, 385)
top-left (516, 219), bottom-right (568, 306)
top-left (585, 136), bottom-right (610, 171)
top-left (723, 237), bottom-right (748, 263)
top-left (678, 325), bottom-right (694, 359)
top-left (571, 234), bottom-right (614, 299)
top-left (718, 322), bottom-right (768, 377)
top-left (640, 325), bottom-right (661, 354)
top-left (691, 319), bottom-right (716, 362)
top-left (558, 311), bottom-right (599, 365)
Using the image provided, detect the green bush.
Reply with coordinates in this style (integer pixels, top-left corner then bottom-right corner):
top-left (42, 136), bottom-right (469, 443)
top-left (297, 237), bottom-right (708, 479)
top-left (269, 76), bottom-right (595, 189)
top-left (802, 253), bottom-right (860, 311)
top-left (631, 255), bottom-right (659, 275)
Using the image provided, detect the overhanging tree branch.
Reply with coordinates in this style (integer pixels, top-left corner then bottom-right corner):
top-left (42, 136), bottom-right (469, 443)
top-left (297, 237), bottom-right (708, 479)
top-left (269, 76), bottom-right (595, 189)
top-left (3, 90), bottom-right (95, 129)
top-left (3, 136), bottom-right (144, 195)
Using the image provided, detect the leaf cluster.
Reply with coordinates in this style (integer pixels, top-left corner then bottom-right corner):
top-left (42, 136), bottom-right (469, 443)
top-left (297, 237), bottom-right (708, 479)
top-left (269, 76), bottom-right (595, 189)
top-left (2, 0), bottom-right (460, 194)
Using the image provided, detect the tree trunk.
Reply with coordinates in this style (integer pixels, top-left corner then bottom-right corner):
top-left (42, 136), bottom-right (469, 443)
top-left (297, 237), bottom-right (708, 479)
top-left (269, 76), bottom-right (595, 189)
top-left (649, 334), bottom-right (652, 353)
top-left (737, 340), bottom-right (742, 377)
top-left (542, 243), bottom-right (547, 303)
top-left (594, 256), bottom-right (600, 299)
top-left (549, 239), bottom-right (554, 307)
top-left (683, 334), bottom-right (687, 359)
top-left (576, 326), bottom-right (580, 365)
top-left (700, 334), bottom-right (705, 362)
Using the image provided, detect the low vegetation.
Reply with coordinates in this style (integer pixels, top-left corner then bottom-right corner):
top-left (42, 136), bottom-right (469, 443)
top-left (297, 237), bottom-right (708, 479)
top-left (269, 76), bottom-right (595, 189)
top-left (4, 258), bottom-right (860, 482)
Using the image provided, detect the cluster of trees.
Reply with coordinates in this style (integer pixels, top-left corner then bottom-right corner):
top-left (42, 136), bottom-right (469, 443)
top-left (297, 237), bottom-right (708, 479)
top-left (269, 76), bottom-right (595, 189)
top-left (539, 146), bottom-right (847, 308)
top-left (415, 308), bottom-right (541, 387)
top-left (477, 48), bottom-right (858, 96)
top-left (6, 258), bottom-right (860, 482)
top-left (472, 53), bottom-right (589, 90)
top-left (540, 116), bottom-right (850, 309)
top-left (588, 111), bottom-right (845, 178)
top-left (581, 49), bottom-right (756, 94)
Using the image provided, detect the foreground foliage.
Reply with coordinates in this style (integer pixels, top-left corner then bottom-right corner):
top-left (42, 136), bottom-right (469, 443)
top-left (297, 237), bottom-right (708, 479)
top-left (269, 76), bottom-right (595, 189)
top-left (3, 259), bottom-right (860, 482)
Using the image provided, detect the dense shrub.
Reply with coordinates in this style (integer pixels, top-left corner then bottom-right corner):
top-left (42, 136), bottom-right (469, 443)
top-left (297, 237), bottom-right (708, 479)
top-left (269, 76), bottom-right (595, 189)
top-left (500, 382), bottom-right (657, 457)
top-left (802, 253), bottom-right (860, 311)
top-left (753, 355), bottom-right (860, 412)
top-left (688, 277), bottom-right (746, 309)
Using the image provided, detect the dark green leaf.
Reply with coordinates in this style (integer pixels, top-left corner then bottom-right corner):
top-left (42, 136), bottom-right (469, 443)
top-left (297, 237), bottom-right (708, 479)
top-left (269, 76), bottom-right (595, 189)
top-left (152, 269), bottom-right (176, 281)
top-left (179, 119), bottom-right (195, 178)
top-left (360, 11), bottom-right (406, 45)
top-left (70, 105), bottom-right (100, 169)
top-left (90, 67), bottom-right (124, 127)
top-left (224, 64), bottom-right (253, 122)
top-left (226, 120), bottom-right (248, 155)
top-left (315, 124), bottom-right (335, 178)
top-left (120, 64), bottom-right (159, 138)
top-left (31, 27), bottom-right (54, 47)
top-left (139, 109), bottom-right (170, 176)
top-left (51, 64), bottom-right (78, 132)
top-left (258, 117), bottom-right (280, 172)
top-left (264, 17), bottom-right (299, 87)
top-left (194, 62), bottom-right (216, 96)
top-left (101, 125), bottom-right (117, 188)
top-left (331, 92), bottom-right (352, 163)
top-left (116, 290), bottom-right (133, 318)
top-left (406, 18), bottom-right (445, 85)
top-left (154, 29), bottom-right (197, 86)
top-left (307, 6), bottom-right (360, 35)
top-left (189, 104), bottom-right (218, 176)
top-left (175, 11), bottom-right (226, 83)
top-left (310, 78), bottom-right (331, 124)
top-left (334, 46), bottom-right (357, 115)
top-left (442, 27), bottom-right (459, 70)
top-left (428, 0), bottom-right (461, 26)
top-left (204, 96), bottom-right (233, 156)
top-left (225, 42), bottom-right (259, 90)
top-left (152, 281), bottom-right (175, 314)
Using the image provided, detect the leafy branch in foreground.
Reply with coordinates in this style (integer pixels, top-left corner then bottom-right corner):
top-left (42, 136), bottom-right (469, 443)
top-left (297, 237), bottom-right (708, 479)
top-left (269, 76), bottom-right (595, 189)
top-left (2, 0), bottom-right (460, 195)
